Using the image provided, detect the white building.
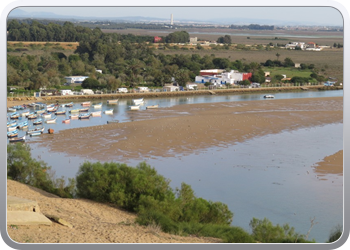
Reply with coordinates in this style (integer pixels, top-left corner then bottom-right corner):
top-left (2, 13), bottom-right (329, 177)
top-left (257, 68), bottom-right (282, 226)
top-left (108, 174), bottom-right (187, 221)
top-left (195, 70), bottom-right (251, 85)
top-left (137, 87), bottom-right (149, 93)
top-left (117, 88), bottom-right (128, 93)
top-left (64, 76), bottom-right (89, 85)
top-left (80, 89), bottom-right (94, 95)
top-left (285, 42), bottom-right (306, 50)
top-left (60, 89), bottom-right (74, 96)
top-left (163, 85), bottom-right (179, 92)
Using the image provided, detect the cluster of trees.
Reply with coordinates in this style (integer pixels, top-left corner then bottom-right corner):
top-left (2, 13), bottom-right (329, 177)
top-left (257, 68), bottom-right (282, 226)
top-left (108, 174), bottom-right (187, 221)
top-left (217, 35), bottom-right (232, 44)
top-left (164, 31), bottom-right (190, 43)
top-left (8, 143), bottom-right (342, 243)
top-left (229, 24), bottom-right (274, 30)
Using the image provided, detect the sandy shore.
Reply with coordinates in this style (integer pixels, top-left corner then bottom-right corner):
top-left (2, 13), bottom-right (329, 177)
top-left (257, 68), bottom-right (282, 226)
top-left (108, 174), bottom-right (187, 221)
top-left (6, 96), bottom-right (343, 243)
top-left (30, 97), bottom-right (343, 165)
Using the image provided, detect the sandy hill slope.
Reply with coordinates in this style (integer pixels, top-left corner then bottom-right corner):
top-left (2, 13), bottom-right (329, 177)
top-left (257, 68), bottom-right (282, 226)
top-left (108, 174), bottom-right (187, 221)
top-left (6, 180), bottom-right (221, 244)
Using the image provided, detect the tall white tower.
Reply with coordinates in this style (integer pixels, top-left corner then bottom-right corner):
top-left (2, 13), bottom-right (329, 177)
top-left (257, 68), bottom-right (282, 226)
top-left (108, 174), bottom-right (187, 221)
top-left (170, 14), bottom-right (173, 26)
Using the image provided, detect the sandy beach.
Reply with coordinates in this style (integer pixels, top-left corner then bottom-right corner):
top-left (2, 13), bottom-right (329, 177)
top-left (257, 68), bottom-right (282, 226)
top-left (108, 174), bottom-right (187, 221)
top-left (6, 96), bottom-right (343, 243)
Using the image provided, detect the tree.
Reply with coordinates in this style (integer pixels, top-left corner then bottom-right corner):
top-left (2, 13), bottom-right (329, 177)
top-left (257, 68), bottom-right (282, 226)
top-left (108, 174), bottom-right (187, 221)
top-left (240, 79), bottom-right (251, 86)
top-left (174, 69), bottom-right (190, 87)
top-left (275, 53), bottom-right (281, 61)
top-left (283, 57), bottom-right (295, 67)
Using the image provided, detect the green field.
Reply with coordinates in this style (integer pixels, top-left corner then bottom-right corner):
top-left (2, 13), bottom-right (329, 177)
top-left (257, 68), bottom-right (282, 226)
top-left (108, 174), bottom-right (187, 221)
top-left (263, 67), bottom-right (313, 78)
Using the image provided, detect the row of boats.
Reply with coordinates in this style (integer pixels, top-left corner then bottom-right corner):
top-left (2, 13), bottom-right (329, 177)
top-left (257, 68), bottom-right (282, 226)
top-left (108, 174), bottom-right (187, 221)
top-left (129, 98), bottom-right (159, 110)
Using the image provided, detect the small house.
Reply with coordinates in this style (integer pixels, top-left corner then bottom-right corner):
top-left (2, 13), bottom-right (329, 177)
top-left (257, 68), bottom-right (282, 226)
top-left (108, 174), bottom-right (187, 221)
top-left (137, 87), bottom-right (149, 93)
top-left (60, 89), bottom-right (74, 96)
top-left (163, 85), bottom-right (179, 92)
top-left (117, 88), bottom-right (128, 93)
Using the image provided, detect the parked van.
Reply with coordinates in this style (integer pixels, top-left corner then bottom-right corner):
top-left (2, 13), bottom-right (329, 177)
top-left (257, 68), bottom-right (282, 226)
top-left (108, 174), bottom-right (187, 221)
top-left (81, 89), bottom-right (94, 95)
top-left (118, 88), bottom-right (128, 93)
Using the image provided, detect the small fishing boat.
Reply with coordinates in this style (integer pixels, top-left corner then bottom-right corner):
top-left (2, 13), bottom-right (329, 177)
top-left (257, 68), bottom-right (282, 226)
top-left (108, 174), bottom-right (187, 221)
top-left (81, 101), bottom-right (91, 106)
top-left (41, 113), bottom-right (52, 119)
top-left (92, 103), bottom-right (102, 109)
top-left (33, 102), bottom-right (46, 109)
top-left (104, 109), bottom-right (114, 115)
top-left (27, 126), bottom-right (45, 135)
top-left (69, 109), bottom-right (80, 113)
top-left (7, 120), bottom-right (17, 127)
top-left (10, 112), bottom-right (20, 119)
top-left (129, 105), bottom-right (140, 111)
top-left (30, 132), bottom-right (42, 137)
top-left (33, 118), bottom-right (43, 125)
top-left (64, 102), bottom-right (74, 107)
top-left (9, 135), bottom-right (25, 143)
top-left (62, 119), bottom-right (70, 124)
top-left (133, 98), bottom-right (144, 105)
top-left (69, 114), bottom-right (79, 119)
top-left (35, 109), bottom-right (46, 114)
top-left (14, 105), bottom-right (25, 110)
top-left (107, 120), bottom-right (119, 124)
top-left (17, 121), bottom-right (28, 129)
top-left (79, 108), bottom-right (89, 112)
top-left (146, 104), bottom-right (159, 109)
top-left (7, 130), bottom-right (18, 138)
top-left (55, 110), bottom-right (66, 115)
top-left (107, 99), bottom-right (119, 104)
top-left (91, 111), bottom-right (102, 117)
top-left (45, 117), bottom-right (57, 124)
top-left (7, 107), bottom-right (16, 112)
top-left (46, 105), bottom-right (57, 112)
top-left (263, 95), bottom-right (275, 99)
top-left (7, 125), bottom-right (17, 132)
top-left (27, 113), bottom-right (38, 120)
top-left (79, 113), bottom-right (91, 119)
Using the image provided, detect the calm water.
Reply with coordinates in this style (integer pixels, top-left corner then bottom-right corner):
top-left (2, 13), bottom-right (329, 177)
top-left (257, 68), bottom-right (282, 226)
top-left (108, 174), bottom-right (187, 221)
top-left (9, 89), bottom-right (343, 243)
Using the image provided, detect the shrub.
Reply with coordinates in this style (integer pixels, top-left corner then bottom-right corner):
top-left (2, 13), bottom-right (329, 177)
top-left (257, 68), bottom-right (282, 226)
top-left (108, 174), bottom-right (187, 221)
top-left (328, 225), bottom-right (342, 243)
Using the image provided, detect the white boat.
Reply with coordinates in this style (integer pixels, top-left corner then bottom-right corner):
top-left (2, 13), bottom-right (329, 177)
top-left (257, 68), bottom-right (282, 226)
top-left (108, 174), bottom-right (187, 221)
top-left (92, 103), bottom-right (102, 109)
top-left (7, 126), bottom-right (17, 132)
top-left (70, 114), bottom-right (79, 119)
top-left (27, 126), bottom-right (45, 135)
top-left (129, 105), bottom-right (140, 110)
top-left (264, 95), bottom-right (275, 98)
top-left (91, 111), bottom-right (102, 117)
top-left (133, 98), bottom-right (144, 105)
top-left (45, 117), bottom-right (57, 124)
top-left (35, 109), bottom-right (46, 114)
top-left (107, 99), bottom-right (119, 104)
top-left (42, 113), bottom-right (52, 119)
top-left (146, 104), bottom-right (159, 109)
top-left (104, 109), bottom-right (114, 115)
top-left (7, 107), bottom-right (16, 112)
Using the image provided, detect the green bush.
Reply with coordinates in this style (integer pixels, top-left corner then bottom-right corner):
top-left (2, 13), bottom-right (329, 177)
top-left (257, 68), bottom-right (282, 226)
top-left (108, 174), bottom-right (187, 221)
top-left (327, 225), bottom-right (342, 243)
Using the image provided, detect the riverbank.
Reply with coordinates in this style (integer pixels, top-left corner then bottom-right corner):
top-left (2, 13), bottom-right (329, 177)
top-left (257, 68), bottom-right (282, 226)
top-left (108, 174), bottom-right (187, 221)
top-left (7, 85), bottom-right (342, 107)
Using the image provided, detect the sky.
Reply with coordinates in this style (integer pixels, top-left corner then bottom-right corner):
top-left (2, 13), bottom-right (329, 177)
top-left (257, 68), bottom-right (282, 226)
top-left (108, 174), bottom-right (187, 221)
top-left (7, 6), bottom-right (345, 26)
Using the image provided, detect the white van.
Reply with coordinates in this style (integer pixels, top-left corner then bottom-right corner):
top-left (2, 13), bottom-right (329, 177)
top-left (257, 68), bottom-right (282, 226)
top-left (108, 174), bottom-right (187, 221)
top-left (118, 88), bottom-right (128, 93)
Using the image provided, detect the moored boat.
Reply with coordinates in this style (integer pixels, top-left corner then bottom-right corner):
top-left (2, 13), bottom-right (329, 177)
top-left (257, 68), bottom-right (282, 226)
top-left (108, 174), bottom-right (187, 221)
top-left (10, 112), bottom-right (20, 119)
top-left (45, 117), bottom-right (57, 124)
top-left (129, 105), bottom-right (140, 110)
top-left (69, 109), bottom-right (80, 113)
top-left (91, 111), bottom-right (102, 117)
top-left (55, 110), bottom-right (66, 115)
top-left (7, 130), bottom-right (18, 138)
top-left (41, 113), bottom-right (52, 119)
top-left (81, 101), bottom-right (91, 106)
top-left (146, 104), bottom-right (159, 109)
top-left (17, 121), bottom-right (28, 129)
top-left (33, 118), bottom-right (43, 125)
top-left (7, 107), bottom-right (16, 112)
top-left (30, 132), bottom-right (42, 137)
top-left (92, 103), bottom-right (102, 109)
top-left (27, 113), bottom-right (38, 120)
top-left (62, 119), bottom-right (70, 124)
top-left (9, 135), bottom-right (25, 143)
top-left (133, 98), bottom-right (144, 105)
top-left (27, 126), bottom-right (45, 135)
top-left (264, 95), bottom-right (275, 98)
top-left (104, 109), bottom-right (113, 114)
top-left (69, 114), bottom-right (79, 119)
top-left (7, 125), bottom-right (17, 132)
top-left (35, 109), bottom-right (46, 114)
top-left (107, 99), bottom-right (119, 104)
top-left (64, 102), bottom-right (74, 107)
top-left (79, 113), bottom-right (91, 119)
top-left (79, 108), bottom-right (89, 112)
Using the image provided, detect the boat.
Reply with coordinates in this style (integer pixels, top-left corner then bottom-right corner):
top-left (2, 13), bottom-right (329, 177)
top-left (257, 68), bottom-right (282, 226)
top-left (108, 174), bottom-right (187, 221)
top-left (14, 105), bottom-right (25, 110)
top-left (20, 111), bottom-right (30, 117)
top-left (79, 108), bottom-right (89, 112)
top-left (9, 135), bottom-right (25, 143)
top-left (62, 119), bottom-right (70, 124)
top-left (33, 118), bottom-right (43, 125)
top-left (45, 117), bottom-right (57, 124)
top-left (35, 109), bottom-right (46, 114)
top-left (7, 120), bottom-right (17, 127)
top-left (55, 110), bottom-right (66, 115)
top-left (7, 107), bottom-right (16, 112)
top-left (129, 105), bottom-right (140, 110)
top-left (69, 109), bottom-right (80, 113)
top-left (27, 113), bottom-right (38, 120)
top-left (104, 109), bottom-right (114, 115)
top-left (91, 111), bottom-right (102, 117)
top-left (46, 105), bottom-right (57, 112)
top-left (146, 104), bottom-right (159, 109)
top-left (69, 114), bottom-right (79, 119)
top-left (107, 99), bottom-right (119, 104)
top-left (79, 113), bottom-right (91, 119)
top-left (7, 130), bottom-right (18, 138)
top-left (64, 102), bottom-right (74, 107)
top-left (27, 126), bottom-right (45, 135)
top-left (264, 95), bottom-right (275, 98)
top-left (133, 98), bottom-right (144, 105)
top-left (7, 125), bottom-right (17, 132)
top-left (92, 103), bottom-right (102, 109)
top-left (81, 101), bottom-right (91, 106)
top-left (10, 112), bottom-right (20, 119)
top-left (41, 113), bottom-right (52, 119)
top-left (107, 120), bottom-right (119, 124)
top-left (30, 132), bottom-right (42, 137)
top-left (17, 121), bottom-right (28, 129)
top-left (33, 102), bottom-right (46, 109)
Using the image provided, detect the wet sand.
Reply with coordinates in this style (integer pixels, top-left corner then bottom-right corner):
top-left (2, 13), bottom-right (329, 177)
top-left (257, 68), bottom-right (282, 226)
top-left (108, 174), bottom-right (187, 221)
top-left (314, 150), bottom-right (343, 176)
top-left (30, 97), bottom-right (343, 164)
